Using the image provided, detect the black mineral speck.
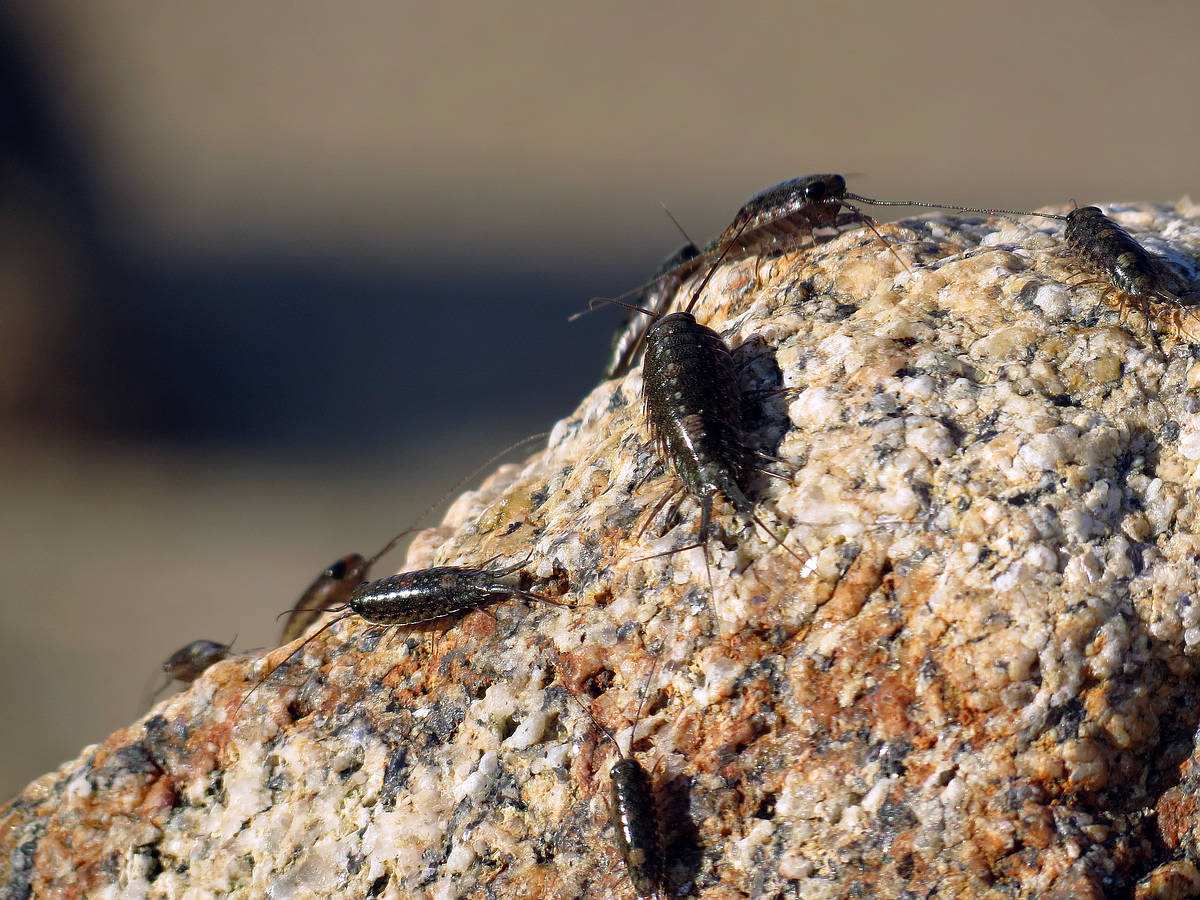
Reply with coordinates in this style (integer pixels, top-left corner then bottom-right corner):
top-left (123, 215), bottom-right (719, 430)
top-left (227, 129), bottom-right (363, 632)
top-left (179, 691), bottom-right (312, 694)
top-left (367, 873), bottom-right (390, 896)
top-left (1051, 698), bottom-right (1086, 739)
top-left (380, 747), bottom-right (410, 809)
top-left (878, 800), bottom-right (916, 830)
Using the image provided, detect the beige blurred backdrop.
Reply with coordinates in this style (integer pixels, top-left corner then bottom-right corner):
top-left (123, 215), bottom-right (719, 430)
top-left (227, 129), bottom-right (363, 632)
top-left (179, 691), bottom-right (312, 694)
top-left (3, 0), bottom-right (1199, 800)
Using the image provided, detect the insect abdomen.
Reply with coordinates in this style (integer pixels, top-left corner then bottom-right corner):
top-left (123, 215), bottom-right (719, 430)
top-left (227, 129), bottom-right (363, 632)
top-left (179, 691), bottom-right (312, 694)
top-left (609, 757), bottom-right (662, 899)
top-left (642, 312), bottom-right (745, 496)
top-left (1065, 207), bottom-right (1158, 295)
top-left (348, 567), bottom-right (485, 626)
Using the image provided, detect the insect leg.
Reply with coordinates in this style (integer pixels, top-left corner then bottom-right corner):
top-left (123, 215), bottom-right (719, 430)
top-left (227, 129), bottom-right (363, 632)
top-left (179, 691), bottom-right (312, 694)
top-left (746, 462), bottom-right (794, 482)
top-left (839, 201), bottom-right (913, 274)
top-left (635, 495), bottom-right (716, 597)
top-left (487, 555), bottom-right (533, 578)
top-left (507, 589), bottom-right (575, 610)
top-left (634, 484), bottom-right (684, 542)
top-left (745, 507), bottom-right (809, 567)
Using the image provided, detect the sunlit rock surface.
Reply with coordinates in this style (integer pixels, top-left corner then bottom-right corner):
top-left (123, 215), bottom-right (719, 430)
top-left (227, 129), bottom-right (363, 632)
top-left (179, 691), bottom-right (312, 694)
top-left (5, 202), bottom-right (1200, 898)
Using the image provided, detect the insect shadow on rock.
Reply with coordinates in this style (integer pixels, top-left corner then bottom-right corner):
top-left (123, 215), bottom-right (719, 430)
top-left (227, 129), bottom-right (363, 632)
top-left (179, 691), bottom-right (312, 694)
top-left (559, 646), bottom-right (670, 900)
top-left (584, 224), bottom-right (809, 596)
top-left (860, 197), bottom-right (1200, 352)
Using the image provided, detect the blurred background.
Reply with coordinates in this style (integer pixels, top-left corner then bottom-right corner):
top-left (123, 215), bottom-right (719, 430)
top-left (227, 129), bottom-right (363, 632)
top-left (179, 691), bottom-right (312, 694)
top-left (2, 0), bottom-right (1199, 799)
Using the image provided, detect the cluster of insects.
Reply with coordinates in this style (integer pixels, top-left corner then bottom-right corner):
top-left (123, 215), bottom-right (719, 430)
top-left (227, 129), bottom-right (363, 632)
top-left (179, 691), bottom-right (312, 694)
top-left (151, 176), bottom-right (1196, 897)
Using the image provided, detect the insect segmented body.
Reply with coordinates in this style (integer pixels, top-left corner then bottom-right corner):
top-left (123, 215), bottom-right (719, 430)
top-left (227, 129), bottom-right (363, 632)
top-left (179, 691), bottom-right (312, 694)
top-left (274, 431), bottom-right (552, 645)
top-left (577, 175), bottom-right (913, 355)
top-left (686, 173), bottom-right (922, 297)
top-left (608, 756), bottom-right (662, 899)
top-left (636, 299), bottom-right (804, 588)
top-left (606, 241), bottom-right (701, 379)
top-left (236, 556), bottom-right (558, 716)
top-left (346, 557), bottom-right (553, 627)
top-left (1060, 205), bottom-right (1193, 346)
top-left (1063, 206), bottom-right (1163, 296)
top-left (712, 173), bottom-right (867, 259)
top-left (147, 637), bottom-right (237, 704)
top-left (278, 553), bottom-right (371, 644)
top-left (562, 652), bottom-right (664, 899)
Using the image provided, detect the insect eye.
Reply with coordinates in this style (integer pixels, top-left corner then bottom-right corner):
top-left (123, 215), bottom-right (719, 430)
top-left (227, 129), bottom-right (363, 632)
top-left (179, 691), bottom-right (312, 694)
top-left (326, 560), bottom-right (348, 579)
top-left (805, 182), bottom-right (828, 201)
top-left (830, 174), bottom-right (846, 194)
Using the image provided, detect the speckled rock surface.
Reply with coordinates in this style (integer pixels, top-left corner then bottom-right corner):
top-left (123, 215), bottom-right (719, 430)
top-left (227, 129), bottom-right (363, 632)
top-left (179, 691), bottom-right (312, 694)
top-left (6, 202), bottom-right (1200, 899)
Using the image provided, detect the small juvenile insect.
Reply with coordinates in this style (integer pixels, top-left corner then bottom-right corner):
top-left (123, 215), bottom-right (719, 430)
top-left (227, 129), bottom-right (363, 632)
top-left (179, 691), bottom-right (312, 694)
top-left (146, 637), bottom-right (237, 704)
top-left (562, 652), bottom-right (665, 899)
top-left (236, 555), bottom-right (564, 716)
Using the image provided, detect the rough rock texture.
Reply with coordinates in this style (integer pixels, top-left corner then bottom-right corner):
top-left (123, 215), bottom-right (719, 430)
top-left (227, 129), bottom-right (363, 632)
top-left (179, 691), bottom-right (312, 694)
top-left (6, 202), bottom-right (1200, 899)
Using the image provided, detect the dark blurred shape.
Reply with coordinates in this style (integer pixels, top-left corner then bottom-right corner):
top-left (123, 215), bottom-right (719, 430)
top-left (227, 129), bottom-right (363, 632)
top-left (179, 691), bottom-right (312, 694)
top-left (0, 12), bottom-right (94, 431)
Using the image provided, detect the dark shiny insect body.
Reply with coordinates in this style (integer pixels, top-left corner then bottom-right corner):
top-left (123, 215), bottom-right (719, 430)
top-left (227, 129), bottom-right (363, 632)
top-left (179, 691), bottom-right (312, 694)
top-left (1061, 205), bottom-right (1188, 347)
top-left (606, 241), bottom-right (700, 378)
top-left (274, 431), bottom-right (552, 645)
top-left (711, 173), bottom-right (869, 260)
top-left (346, 557), bottom-right (552, 627)
top-left (671, 173), bottom-right (913, 301)
top-left (235, 556), bottom-right (557, 716)
top-left (563, 654), bottom-right (664, 899)
top-left (637, 303), bottom-right (804, 589)
top-left (609, 756), bottom-right (662, 899)
top-left (578, 175), bottom-right (911, 357)
top-left (278, 553), bottom-right (370, 644)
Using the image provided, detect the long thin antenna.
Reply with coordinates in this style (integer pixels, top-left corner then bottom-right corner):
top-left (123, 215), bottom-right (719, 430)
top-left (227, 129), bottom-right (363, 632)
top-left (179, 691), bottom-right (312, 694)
top-left (568, 296), bottom-right (658, 322)
top-left (630, 651), bottom-right (660, 734)
top-left (845, 193), bottom-right (1067, 222)
top-left (234, 612), bottom-right (355, 718)
top-left (659, 202), bottom-right (699, 249)
top-left (556, 640), bottom-right (661, 759)
top-left (684, 218), bottom-right (751, 315)
top-left (365, 431), bottom-right (550, 568)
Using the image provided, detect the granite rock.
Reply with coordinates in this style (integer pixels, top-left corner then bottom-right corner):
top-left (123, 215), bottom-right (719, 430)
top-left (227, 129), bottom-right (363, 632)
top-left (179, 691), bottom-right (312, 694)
top-left (5, 202), bottom-right (1200, 899)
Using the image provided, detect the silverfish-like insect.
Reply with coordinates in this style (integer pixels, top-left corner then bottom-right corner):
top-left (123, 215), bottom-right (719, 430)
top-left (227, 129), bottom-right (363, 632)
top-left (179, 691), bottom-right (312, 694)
top-left (563, 652), bottom-right (664, 899)
top-left (276, 431), bottom-right (551, 645)
top-left (863, 197), bottom-right (1197, 349)
top-left (608, 228), bottom-right (807, 591)
top-left (236, 555), bottom-right (565, 716)
top-left (146, 637), bottom-right (237, 703)
top-left (578, 174), bottom-right (914, 346)
top-left (702, 173), bottom-right (912, 280)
